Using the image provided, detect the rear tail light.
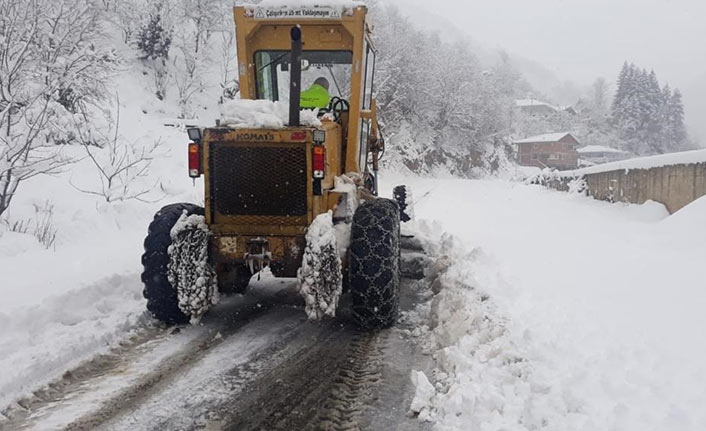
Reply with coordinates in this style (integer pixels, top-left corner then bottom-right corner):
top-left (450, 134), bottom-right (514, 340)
top-left (312, 145), bottom-right (325, 179)
top-left (188, 142), bottom-right (201, 177)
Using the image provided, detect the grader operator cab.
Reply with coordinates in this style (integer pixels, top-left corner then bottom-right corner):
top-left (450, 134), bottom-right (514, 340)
top-left (141, 4), bottom-right (404, 330)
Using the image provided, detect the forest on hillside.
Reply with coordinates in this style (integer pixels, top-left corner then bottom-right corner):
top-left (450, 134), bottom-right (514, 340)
top-left (0, 0), bottom-right (697, 219)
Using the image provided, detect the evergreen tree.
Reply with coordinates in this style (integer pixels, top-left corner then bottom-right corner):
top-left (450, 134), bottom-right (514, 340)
top-left (610, 62), bottom-right (688, 155)
top-left (612, 62), bottom-right (631, 115)
top-left (137, 11), bottom-right (171, 61)
top-left (666, 89), bottom-right (687, 151)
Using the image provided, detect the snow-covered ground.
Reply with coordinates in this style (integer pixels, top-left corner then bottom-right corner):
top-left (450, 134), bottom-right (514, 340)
top-left (382, 175), bottom-right (706, 430)
top-left (0, 53), bottom-right (210, 410)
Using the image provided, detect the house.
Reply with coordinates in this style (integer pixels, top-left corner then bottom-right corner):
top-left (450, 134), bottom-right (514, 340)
top-left (577, 145), bottom-right (630, 165)
top-left (515, 99), bottom-right (558, 116)
top-left (514, 132), bottom-right (580, 170)
top-left (515, 99), bottom-right (577, 116)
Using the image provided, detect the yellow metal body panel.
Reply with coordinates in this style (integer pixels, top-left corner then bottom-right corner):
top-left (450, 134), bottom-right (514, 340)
top-left (202, 6), bottom-right (378, 274)
top-left (233, 5), bottom-right (372, 173)
top-left (203, 122), bottom-right (343, 233)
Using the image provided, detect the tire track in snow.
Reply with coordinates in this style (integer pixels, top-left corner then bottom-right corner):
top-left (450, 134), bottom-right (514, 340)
top-left (2, 251), bottom-right (432, 431)
top-left (216, 278), bottom-right (430, 431)
top-left (315, 332), bottom-right (384, 431)
top-left (94, 306), bottom-right (312, 431)
top-left (2, 290), bottom-right (287, 431)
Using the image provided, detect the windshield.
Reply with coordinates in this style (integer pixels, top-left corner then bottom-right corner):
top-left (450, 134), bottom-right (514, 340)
top-left (254, 50), bottom-right (353, 103)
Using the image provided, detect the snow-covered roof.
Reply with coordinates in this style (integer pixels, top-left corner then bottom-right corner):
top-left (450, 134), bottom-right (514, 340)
top-left (577, 145), bottom-right (628, 154)
top-left (515, 99), bottom-right (558, 111)
top-left (514, 132), bottom-right (574, 144)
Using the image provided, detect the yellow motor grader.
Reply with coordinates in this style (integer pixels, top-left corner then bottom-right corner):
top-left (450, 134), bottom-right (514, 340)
top-left (141, 3), bottom-right (405, 329)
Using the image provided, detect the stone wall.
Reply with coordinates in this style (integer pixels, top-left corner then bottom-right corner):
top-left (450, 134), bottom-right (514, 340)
top-left (542, 162), bottom-right (706, 214)
top-left (583, 163), bottom-right (706, 213)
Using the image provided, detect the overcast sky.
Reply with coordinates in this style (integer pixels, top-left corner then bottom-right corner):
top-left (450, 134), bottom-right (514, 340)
top-left (434, 0), bottom-right (705, 83)
top-left (395, 0), bottom-right (706, 141)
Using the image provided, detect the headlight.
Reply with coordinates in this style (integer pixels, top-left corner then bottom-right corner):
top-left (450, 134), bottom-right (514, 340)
top-left (313, 129), bottom-right (326, 143)
top-left (187, 128), bottom-right (202, 142)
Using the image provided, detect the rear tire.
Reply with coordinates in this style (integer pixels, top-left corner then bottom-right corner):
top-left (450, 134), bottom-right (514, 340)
top-left (141, 203), bottom-right (204, 325)
top-left (349, 198), bottom-right (401, 330)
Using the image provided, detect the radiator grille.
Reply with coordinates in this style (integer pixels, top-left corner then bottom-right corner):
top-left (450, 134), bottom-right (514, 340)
top-left (210, 145), bottom-right (308, 217)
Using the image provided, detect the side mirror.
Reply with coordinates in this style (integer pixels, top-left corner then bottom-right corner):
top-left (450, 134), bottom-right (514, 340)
top-left (301, 59), bottom-right (311, 71)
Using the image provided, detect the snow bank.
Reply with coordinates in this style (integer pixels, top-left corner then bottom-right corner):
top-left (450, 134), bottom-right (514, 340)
top-left (661, 195), bottom-right (706, 237)
top-left (409, 225), bottom-right (574, 429)
top-left (168, 213), bottom-right (219, 324)
top-left (297, 211), bottom-right (343, 320)
top-left (0, 274), bottom-right (147, 410)
top-left (220, 99), bottom-right (321, 129)
top-left (382, 176), bottom-right (706, 431)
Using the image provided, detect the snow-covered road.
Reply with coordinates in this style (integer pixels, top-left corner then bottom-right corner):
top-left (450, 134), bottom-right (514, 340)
top-left (1, 268), bottom-right (433, 431)
top-left (383, 177), bottom-right (706, 430)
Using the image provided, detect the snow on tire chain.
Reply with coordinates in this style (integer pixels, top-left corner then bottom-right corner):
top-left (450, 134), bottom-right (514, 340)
top-left (0, 248), bottom-right (432, 431)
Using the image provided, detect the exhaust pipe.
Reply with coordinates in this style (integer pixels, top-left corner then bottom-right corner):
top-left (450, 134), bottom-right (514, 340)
top-left (289, 26), bottom-right (302, 127)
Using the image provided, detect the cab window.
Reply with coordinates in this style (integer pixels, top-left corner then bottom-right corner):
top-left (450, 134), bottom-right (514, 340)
top-left (254, 51), bottom-right (353, 102)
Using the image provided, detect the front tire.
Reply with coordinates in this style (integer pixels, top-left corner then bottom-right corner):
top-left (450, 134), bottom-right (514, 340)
top-left (141, 203), bottom-right (204, 324)
top-left (349, 199), bottom-right (401, 330)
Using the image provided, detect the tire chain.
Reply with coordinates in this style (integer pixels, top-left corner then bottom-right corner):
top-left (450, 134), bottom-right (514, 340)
top-left (349, 199), bottom-right (401, 330)
top-left (142, 203), bottom-right (204, 324)
top-left (167, 215), bottom-right (219, 322)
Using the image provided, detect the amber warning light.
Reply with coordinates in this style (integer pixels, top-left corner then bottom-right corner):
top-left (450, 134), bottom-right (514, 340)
top-left (188, 143), bottom-right (201, 177)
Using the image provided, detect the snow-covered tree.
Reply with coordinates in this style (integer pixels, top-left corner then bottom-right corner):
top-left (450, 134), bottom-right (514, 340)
top-left (0, 0), bottom-right (114, 218)
top-left (70, 95), bottom-right (164, 203)
top-left (611, 63), bottom-right (689, 155)
top-left (368, 2), bottom-right (522, 176)
top-left (137, 9), bottom-right (172, 61)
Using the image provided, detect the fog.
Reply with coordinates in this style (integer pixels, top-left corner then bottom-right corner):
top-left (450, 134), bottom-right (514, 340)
top-left (393, 0), bottom-right (706, 144)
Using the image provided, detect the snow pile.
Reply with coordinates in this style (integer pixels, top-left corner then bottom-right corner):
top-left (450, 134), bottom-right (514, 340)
top-left (661, 195), bottom-right (706, 239)
top-left (409, 370), bottom-right (435, 421)
top-left (220, 99), bottom-right (321, 129)
top-left (297, 211), bottom-right (343, 320)
top-left (0, 275), bottom-right (147, 411)
top-left (410, 227), bottom-right (572, 429)
top-left (382, 176), bottom-right (706, 431)
top-left (168, 213), bottom-right (219, 324)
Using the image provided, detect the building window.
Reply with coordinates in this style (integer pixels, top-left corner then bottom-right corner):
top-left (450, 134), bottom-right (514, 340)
top-left (548, 153), bottom-right (560, 160)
